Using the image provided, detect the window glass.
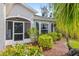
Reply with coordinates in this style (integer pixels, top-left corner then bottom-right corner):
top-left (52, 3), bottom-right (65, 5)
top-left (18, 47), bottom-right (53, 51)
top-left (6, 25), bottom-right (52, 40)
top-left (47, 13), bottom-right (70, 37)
top-left (6, 21), bottom-right (13, 40)
top-left (14, 23), bottom-right (23, 33)
top-left (24, 23), bottom-right (30, 38)
top-left (41, 23), bottom-right (48, 34)
top-left (14, 34), bottom-right (23, 41)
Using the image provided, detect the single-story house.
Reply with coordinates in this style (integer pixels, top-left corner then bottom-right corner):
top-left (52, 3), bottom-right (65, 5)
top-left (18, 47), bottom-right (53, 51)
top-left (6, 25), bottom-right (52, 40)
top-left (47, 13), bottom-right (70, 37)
top-left (0, 3), bottom-right (55, 50)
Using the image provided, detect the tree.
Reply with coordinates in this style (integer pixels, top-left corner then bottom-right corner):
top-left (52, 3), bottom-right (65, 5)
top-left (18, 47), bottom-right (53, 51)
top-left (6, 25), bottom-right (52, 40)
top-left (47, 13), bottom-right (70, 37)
top-left (54, 3), bottom-right (79, 50)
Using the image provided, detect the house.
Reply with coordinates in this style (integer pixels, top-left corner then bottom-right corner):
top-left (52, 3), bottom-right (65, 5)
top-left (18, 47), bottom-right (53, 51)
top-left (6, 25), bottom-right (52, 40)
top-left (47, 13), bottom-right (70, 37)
top-left (0, 3), bottom-right (55, 50)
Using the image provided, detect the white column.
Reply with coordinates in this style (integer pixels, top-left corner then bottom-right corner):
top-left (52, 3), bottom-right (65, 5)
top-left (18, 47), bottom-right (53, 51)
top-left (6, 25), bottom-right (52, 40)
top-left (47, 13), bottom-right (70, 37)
top-left (0, 4), bottom-right (6, 50)
top-left (23, 22), bottom-right (25, 41)
top-left (48, 23), bottom-right (51, 33)
top-left (39, 22), bottom-right (41, 34)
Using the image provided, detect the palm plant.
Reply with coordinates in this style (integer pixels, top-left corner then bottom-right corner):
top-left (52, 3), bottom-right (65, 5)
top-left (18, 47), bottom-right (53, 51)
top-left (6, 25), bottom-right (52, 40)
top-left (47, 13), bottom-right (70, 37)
top-left (54, 3), bottom-right (79, 50)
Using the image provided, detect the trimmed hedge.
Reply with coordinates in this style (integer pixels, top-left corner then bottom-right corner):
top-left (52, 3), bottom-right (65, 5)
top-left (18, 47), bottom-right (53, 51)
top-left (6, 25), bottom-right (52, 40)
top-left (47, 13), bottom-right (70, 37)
top-left (48, 32), bottom-right (62, 42)
top-left (38, 34), bottom-right (53, 49)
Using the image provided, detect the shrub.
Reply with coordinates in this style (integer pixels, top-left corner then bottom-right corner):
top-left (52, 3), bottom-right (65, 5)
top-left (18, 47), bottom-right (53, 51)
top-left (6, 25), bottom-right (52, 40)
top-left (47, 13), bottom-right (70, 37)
top-left (69, 39), bottom-right (79, 48)
top-left (48, 32), bottom-right (62, 42)
top-left (57, 33), bottom-right (62, 40)
top-left (38, 34), bottom-right (53, 49)
top-left (48, 32), bottom-right (58, 42)
top-left (0, 44), bottom-right (43, 56)
top-left (27, 27), bottom-right (38, 42)
top-left (26, 44), bottom-right (43, 56)
top-left (0, 44), bottom-right (27, 56)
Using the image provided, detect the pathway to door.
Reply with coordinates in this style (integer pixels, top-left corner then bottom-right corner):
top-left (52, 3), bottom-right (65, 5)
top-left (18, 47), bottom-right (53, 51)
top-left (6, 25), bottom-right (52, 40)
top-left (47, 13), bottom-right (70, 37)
top-left (43, 39), bottom-right (69, 56)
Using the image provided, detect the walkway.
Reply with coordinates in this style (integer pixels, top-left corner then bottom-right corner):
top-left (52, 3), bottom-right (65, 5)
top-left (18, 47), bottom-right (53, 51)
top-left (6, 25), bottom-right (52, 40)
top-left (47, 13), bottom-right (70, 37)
top-left (43, 39), bottom-right (69, 56)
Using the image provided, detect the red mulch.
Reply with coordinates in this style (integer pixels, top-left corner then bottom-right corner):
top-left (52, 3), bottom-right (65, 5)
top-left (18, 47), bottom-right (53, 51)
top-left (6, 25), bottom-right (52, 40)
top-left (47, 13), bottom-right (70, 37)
top-left (43, 39), bottom-right (69, 56)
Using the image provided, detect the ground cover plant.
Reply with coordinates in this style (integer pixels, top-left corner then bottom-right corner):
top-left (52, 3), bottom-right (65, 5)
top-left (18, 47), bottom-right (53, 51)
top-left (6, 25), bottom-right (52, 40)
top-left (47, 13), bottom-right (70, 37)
top-left (0, 44), bottom-right (43, 56)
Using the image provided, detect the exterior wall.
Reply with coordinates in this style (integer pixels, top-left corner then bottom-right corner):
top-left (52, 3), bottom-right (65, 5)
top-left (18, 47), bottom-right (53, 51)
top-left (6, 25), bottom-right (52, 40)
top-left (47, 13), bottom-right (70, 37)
top-left (5, 4), bottom-right (35, 45)
top-left (0, 4), bottom-right (5, 50)
top-left (34, 20), bottom-right (54, 34)
top-left (6, 4), bottom-right (34, 21)
top-left (5, 3), bottom-right (55, 45)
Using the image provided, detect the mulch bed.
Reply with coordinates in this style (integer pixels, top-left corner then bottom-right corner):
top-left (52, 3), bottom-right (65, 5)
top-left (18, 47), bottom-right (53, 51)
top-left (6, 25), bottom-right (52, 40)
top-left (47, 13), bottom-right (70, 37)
top-left (43, 39), bottom-right (69, 56)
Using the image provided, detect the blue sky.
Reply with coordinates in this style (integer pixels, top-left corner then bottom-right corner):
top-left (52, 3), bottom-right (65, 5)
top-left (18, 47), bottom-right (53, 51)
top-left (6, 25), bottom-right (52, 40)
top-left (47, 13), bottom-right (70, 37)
top-left (26, 3), bottom-right (49, 15)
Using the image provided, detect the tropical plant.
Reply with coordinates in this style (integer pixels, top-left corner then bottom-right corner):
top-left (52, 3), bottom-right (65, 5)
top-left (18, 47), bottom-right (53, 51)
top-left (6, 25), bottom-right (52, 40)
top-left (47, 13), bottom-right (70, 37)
top-left (54, 3), bottom-right (79, 49)
top-left (38, 34), bottom-right (53, 49)
top-left (28, 27), bottom-right (38, 42)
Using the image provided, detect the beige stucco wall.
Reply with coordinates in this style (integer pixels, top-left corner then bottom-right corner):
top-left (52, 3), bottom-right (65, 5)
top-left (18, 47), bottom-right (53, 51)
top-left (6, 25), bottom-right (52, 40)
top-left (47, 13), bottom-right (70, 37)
top-left (0, 3), bottom-right (5, 50)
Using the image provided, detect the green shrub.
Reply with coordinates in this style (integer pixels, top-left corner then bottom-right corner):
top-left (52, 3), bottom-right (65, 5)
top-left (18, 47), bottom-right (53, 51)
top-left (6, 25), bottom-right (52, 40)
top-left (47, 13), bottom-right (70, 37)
top-left (27, 27), bottom-right (38, 42)
top-left (26, 44), bottom-right (43, 56)
top-left (0, 44), bottom-right (43, 56)
top-left (48, 32), bottom-right (62, 42)
top-left (0, 44), bottom-right (27, 56)
top-left (48, 32), bottom-right (58, 42)
top-left (57, 33), bottom-right (62, 39)
top-left (69, 39), bottom-right (79, 48)
top-left (38, 34), bottom-right (53, 49)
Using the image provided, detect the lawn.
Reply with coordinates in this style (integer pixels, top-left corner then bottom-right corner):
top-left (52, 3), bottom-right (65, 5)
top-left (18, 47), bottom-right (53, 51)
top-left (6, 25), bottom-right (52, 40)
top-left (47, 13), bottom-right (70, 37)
top-left (69, 40), bottom-right (79, 48)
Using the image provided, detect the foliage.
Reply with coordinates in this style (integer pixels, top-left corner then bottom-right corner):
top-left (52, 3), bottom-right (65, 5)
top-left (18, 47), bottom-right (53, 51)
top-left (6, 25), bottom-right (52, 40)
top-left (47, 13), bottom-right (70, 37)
top-left (48, 32), bottom-right (58, 42)
top-left (69, 39), bottom-right (79, 48)
top-left (0, 44), bottom-right (43, 56)
top-left (27, 27), bottom-right (38, 42)
top-left (57, 32), bottom-right (62, 39)
top-left (54, 3), bottom-right (79, 49)
top-left (26, 44), bottom-right (43, 56)
top-left (48, 32), bottom-right (62, 42)
top-left (0, 44), bottom-right (27, 56)
top-left (38, 34), bottom-right (53, 49)
top-left (54, 3), bottom-right (79, 39)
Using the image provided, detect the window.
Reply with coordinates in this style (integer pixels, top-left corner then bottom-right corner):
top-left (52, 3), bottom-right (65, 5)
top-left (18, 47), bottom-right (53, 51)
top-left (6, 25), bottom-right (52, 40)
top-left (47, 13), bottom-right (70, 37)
top-left (14, 34), bottom-right (23, 41)
top-left (51, 23), bottom-right (53, 32)
top-left (24, 23), bottom-right (30, 38)
top-left (41, 23), bottom-right (48, 34)
top-left (14, 22), bottom-right (23, 41)
top-left (6, 21), bottom-right (13, 40)
top-left (36, 22), bottom-right (39, 34)
top-left (14, 23), bottom-right (23, 33)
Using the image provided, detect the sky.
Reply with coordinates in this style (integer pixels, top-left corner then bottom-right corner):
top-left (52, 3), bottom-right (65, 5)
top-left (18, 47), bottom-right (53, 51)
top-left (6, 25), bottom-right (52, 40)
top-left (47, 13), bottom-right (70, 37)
top-left (26, 3), bottom-right (49, 16)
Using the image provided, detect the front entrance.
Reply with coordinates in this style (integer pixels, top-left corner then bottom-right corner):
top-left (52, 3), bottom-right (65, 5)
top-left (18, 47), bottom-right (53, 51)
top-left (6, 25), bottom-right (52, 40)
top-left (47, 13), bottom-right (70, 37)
top-left (13, 22), bottom-right (24, 41)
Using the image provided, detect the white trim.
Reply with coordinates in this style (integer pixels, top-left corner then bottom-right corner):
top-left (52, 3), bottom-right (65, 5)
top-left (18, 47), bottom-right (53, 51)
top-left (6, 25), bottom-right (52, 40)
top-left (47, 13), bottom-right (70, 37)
top-left (23, 22), bottom-right (25, 41)
top-left (39, 22), bottom-right (41, 34)
top-left (6, 16), bottom-right (32, 22)
top-left (13, 21), bottom-right (14, 41)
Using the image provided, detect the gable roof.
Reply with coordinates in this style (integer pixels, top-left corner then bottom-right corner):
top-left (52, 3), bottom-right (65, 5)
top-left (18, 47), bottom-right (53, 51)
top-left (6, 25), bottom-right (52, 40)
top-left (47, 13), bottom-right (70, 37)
top-left (20, 3), bottom-right (38, 14)
top-left (6, 3), bottom-right (38, 16)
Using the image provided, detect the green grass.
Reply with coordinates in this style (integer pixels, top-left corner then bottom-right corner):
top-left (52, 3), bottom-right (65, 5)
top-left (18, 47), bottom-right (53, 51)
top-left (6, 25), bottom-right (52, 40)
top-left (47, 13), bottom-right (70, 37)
top-left (69, 40), bottom-right (79, 48)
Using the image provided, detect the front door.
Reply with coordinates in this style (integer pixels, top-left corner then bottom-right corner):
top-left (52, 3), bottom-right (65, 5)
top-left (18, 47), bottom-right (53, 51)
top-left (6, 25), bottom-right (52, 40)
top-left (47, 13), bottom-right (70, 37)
top-left (14, 22), bottom-right (24, 41)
